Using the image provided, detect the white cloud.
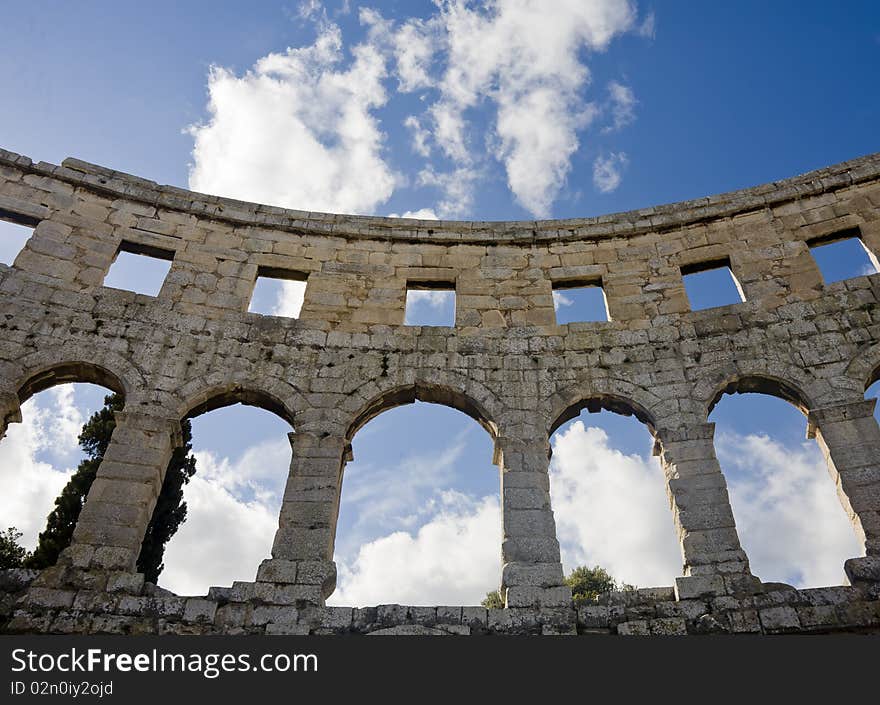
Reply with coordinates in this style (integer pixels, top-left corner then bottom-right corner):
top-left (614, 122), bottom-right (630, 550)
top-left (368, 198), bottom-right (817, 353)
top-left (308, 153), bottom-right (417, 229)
top-left (272, 279), bottom-right (307, 318)
top-left (391, 17), bottom-right (438, 92)
top-left (417, 166), bottom-right (479, 218)
top-left (335, 433), bottom-right (470, 553)
top-left (550, 421), bottom-right (682, 588)
top-left (716, 432), bottom-right (860, 588)
top-left (604, 81), bottom-right (637, 133)
top-left (187, 20), bottom-right (396, 215)
top-left (638, 11), bottom-right (656, 39)
top-left (329, 491), bottom-right (500, 606)
top-left (592, 151), bottom-right (628, 193)
top-left (552, 290), bottom-right (574, 310)
top-left (404, 115), bottom-right (432, 157)
top-left (189, 1), bottom-right (646, 220)
top-left (417, 0), bottom-right (639, 217)
top-left (0, 387), bottom-right (83, 550)
top-left (407, 289), bottom-right (452, 309)
top-left (158, 438), bottom-right (291, 595)
top-left (387, 208), bottom-right (439, 220)
top-left (549, 420), bottom-right (863, 591)
top-left (296, 0), bottom-right (323, 22)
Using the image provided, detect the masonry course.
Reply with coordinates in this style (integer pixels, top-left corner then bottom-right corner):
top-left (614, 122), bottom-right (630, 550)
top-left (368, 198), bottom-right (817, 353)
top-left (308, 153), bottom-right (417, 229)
top-left (1, 147), bottom-right (880, 634)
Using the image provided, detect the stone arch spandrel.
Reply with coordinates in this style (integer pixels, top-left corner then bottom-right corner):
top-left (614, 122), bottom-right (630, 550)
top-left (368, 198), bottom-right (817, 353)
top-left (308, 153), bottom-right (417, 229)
top-left (845, 341), bottom-right (880, 394)
top-left (175, 375), bottom-right (305, 428)
top-left (695, 364), bottom-right (820, 419)
top-left (341, 369), bottom-right (503, 443)
top-left (543, 377), bottom-right (664, 439)
top-left (14, 346), bottom-right (147, 407)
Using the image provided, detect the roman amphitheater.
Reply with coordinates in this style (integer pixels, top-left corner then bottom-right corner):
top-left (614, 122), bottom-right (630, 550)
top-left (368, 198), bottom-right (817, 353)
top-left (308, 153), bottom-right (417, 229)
top-left (1, 145), bottom-right (879, 635)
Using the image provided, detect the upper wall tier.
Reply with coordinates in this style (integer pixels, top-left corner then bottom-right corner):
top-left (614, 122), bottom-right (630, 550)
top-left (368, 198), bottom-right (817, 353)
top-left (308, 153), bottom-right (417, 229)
top-left (2, 147), bottom-right (879, 244)
top-left (1, 146), bottom-right (879, 333)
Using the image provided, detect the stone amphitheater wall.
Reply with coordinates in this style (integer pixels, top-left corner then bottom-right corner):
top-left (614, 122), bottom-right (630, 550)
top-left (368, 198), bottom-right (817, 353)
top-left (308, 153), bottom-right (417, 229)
top-left (1, 147), bottom-right (879, 634)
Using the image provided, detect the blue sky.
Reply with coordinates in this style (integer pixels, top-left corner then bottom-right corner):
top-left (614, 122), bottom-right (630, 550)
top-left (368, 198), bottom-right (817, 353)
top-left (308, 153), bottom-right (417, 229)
top-left (1, 1), bottom-right (878, 602)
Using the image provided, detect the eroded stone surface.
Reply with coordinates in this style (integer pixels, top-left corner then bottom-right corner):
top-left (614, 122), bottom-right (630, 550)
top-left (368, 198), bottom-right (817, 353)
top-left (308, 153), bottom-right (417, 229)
top-left (1, 148), bottom-right (880, 634)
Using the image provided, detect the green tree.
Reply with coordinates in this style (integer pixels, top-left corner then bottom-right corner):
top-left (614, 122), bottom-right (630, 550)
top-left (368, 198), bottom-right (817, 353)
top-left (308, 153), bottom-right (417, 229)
top-left (480, 590), bottom-right (505, 608)
top-left (26, 394), bottom-right (124, 569)
top-left (565, 565), bottom-right (620, 606)
top-left (136, 421), bottom-right (197, 584)
top-left (0, 527), bottom-right (30, 569)
top-left (25, 393), bottom-right (197, 583)
top-left (479, 565), bottom-right (627, 608)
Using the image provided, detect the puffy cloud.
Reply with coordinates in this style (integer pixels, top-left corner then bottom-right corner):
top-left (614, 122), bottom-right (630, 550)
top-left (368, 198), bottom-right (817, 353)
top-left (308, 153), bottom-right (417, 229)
top-left (334, 433), bottom-right (470, 555)
top-left (552, 290), bottom-right (574, 310)
top-left (273, 280), bottom-right (307, 318)
top-left (391, 17), bottom-right (438, 92)
top-left (549, 420), bottom-right (863, 591)
top-left (188, 1), bottom-right (645, 220)
top-left (404, 115), bottom-right (432, 158)
top-left (187, 20), bottom-right (396, 215)
top-left (715, 432), bottom-right (860, 587)
top-left (549, 421), bottom-right (683, 588)
top-left (417, 166), bottom-right (479, 218)
top-left (329, 491), bottom-right (500, 606)
top-left (387, 207), bottom-right (439, 220)
top-left (158, 438), bottom-right (291, 595)
top-left (406, 289), bottom-right (451, 308)
top-left (603, 81), bottom-right (637, 133)
top-left (421, 0), bottom-right (639, 216)
top-left (592, 152), bottom-right (628, 193)
top-left (0, 389), bottom-right (80, 550)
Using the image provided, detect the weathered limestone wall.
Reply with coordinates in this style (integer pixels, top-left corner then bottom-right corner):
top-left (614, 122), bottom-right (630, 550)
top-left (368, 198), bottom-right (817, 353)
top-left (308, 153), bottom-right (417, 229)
top-left (1, 146), bottom-right (880, 634)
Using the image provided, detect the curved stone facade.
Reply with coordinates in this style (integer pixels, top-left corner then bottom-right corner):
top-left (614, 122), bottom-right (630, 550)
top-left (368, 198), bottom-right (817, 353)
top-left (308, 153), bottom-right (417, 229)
top-left (1, 146), bottom-right (880, 634)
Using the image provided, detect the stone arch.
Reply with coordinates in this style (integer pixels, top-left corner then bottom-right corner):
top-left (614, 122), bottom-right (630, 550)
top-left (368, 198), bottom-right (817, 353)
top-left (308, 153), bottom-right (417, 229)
top-left (845, 340), bottom-right (880, 393)
top-left (13, 346), bottom-right (144, 406)
top-left (544, 378), bottom-right (662, 439)
top-left (696, 365), bottom-right (817, 418)
top-left (176, 375), bottom-right (304, 428)
top-left (2, 354), bottom-right (141, 439)
top-left (342, 370), bottom-right (502, 443)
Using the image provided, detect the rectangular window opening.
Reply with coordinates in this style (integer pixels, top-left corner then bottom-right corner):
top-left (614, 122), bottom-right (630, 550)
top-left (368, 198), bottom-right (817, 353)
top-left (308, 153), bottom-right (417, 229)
top-left (0, 217), bottom-right (34, 266)
top-left (405, 281), bottom-right (456, 326)
top-left (552, 279), bottom-right (609, 324)
top-left (808, 229), bottom-right (878, 284)
top-left (103, 241), bottom-right (174, 297)
top-left (681, 258), bottom-right (745, 311)
top-left (248, 267), bottom-right (308, 318)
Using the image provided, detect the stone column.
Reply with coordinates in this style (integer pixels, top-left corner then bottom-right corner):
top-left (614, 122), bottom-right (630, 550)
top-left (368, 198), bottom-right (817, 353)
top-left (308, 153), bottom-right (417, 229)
top-left (656, 422), bottom-right (760, 599)
top-left (497, 435), bottom-right (571, 608)
top-left (66, 410), bottom-right (181, 572)
top-left (0, 390), bottom-right (22, 442)
top-left (807, 399), bottom-right (880, 586)
top-left (256, 431), bottom-right (343, 605)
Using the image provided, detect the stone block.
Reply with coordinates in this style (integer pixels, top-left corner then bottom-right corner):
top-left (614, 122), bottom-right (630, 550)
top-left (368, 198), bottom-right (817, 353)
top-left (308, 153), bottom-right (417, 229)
top-left (758, 606), bottom-right (801, 632)
top-left (617, 620), bottom-right (650, 636)
top-left (674, 574), bottom-right (726, 600)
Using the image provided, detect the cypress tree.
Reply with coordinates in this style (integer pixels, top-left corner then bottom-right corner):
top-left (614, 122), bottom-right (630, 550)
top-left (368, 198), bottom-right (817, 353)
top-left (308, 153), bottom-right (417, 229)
top-left (136, 421), bottom-right (197, 583)
top-left (25, 392), bottom-right (197, 583)
top-left (26, 394), bottom-right (124, 569)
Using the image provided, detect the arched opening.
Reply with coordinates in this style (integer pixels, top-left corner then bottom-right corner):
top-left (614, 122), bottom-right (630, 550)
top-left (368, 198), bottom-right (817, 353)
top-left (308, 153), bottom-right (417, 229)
top-left (865, 368), bottom-right (880, 420)
top-left (151, 392), bottom-right (294, 596)
top-left (547, 396), bottom-right (681, 590)
top-left (0, 363), bottom-right (125, 569)
top-left (329, 394), bottom-right (499, 607)
top-left (708, 376), bottom-right (860, 587)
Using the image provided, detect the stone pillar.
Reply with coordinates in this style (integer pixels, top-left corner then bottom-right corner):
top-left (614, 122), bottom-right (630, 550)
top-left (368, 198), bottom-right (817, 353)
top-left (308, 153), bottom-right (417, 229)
top-left (66, 410), bottom-right (181, 572)
top-left (256, 431), bottom-right (343, 604)
top-left (497, 435), bottom-right (571, 608)
top-left (656, 422), bottom-right (760, 599)
top-left (0, 390), bottom-right (22, 442)
top-left (807, 399), bottom-right (880, 587)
